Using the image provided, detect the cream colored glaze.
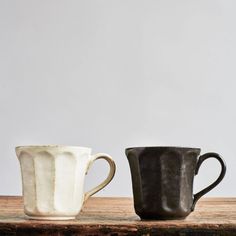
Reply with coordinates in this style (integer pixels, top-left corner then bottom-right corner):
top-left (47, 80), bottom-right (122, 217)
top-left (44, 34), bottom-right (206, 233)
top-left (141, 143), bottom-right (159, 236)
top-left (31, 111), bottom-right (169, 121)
top-left (16, 145), bottom-right (116, 220)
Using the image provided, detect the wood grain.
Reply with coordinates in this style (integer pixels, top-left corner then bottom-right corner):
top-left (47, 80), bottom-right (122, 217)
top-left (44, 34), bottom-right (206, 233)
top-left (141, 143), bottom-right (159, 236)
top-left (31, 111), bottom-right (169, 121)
top-left (0, 196), bottom-right (236, 235)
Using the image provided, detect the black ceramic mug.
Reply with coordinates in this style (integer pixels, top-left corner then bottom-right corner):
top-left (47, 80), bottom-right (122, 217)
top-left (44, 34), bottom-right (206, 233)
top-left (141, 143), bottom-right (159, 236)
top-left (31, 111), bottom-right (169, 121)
top-left (126, 146), bottom-right (226, 220)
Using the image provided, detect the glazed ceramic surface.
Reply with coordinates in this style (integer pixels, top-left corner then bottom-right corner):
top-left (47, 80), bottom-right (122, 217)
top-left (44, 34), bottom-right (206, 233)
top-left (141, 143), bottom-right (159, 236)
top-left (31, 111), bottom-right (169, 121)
top-left (126, 146), bottom-right (226, 220)
top-left (16, 145), bottom-right (116, 220)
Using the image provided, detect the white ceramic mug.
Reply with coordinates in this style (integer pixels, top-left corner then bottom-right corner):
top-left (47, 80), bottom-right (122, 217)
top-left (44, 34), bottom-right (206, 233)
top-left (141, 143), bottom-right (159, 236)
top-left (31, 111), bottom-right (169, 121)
top-left (16, 145), bottom-right (116, 220)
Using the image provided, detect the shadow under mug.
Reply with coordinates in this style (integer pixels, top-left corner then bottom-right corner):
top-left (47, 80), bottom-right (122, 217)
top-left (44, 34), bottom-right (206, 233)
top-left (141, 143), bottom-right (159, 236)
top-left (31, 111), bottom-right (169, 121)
top-left (126, 146), bottom-right (226, 220)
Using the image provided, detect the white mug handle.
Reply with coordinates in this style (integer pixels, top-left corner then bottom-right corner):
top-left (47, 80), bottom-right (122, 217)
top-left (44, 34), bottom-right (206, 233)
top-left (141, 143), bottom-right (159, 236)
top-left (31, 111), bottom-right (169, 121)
top-left (84, 153), bottom-right (116, 202)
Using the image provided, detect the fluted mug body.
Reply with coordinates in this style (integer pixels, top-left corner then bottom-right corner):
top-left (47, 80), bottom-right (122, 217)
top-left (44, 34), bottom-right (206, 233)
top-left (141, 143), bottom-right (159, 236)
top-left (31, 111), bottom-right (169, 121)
top-left (16, 145), bottom-right (116, 220)
top-left (126, 146), bottom-right (226, 220)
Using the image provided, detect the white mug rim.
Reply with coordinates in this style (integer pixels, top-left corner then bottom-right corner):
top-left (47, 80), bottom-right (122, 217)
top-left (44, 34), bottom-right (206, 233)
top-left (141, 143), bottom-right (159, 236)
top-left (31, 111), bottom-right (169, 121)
top-left (15, 145), bottom-right (91, 151)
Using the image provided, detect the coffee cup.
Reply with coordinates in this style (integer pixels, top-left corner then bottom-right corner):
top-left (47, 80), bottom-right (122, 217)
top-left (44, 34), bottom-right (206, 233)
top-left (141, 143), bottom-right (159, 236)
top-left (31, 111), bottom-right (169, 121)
top-left (16, 145), bottom-right (116, 220)
top-left (126, 146), bottom-right (226, 219)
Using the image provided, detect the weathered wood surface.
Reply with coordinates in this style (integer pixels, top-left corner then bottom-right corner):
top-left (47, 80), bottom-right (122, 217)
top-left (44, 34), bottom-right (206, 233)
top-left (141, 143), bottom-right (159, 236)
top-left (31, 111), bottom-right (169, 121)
top-left (0, 196), bottom-right (236, 236)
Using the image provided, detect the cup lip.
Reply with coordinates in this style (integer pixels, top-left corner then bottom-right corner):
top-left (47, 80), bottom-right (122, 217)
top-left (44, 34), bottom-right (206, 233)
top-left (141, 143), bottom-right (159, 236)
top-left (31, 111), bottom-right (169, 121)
top-left (15, 145), bottom-right (91, 151)
top-left (125, 146), bottom-right (201, 152)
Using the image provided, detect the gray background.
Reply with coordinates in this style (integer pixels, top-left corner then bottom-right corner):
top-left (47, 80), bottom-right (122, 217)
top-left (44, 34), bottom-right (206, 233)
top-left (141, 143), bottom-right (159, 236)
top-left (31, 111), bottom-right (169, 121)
top-left (0, 0), bottom-right (235, 197)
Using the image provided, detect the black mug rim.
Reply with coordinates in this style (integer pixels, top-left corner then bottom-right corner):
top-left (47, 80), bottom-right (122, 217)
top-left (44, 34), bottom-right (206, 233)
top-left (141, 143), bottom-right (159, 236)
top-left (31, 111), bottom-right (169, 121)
top-left (126, 146), bottom-right (201, 152)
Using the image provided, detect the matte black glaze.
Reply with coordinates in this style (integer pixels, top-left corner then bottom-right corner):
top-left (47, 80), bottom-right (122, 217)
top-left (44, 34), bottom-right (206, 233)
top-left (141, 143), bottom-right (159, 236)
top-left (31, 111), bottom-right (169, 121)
top-left (126, 146), bottom-right (226, 220)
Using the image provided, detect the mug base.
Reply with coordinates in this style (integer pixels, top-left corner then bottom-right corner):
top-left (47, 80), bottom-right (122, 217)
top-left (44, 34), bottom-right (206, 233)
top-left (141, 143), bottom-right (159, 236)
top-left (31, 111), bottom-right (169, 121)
top-left (26, 215), bottom-right (76, 221)
top-left (139, 215), bottom-right (187, 220)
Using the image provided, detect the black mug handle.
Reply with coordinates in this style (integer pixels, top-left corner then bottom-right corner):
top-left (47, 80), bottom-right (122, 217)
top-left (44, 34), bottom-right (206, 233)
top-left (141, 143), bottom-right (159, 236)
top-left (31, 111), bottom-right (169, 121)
top-left (191, 152), bottom-right (226, 211)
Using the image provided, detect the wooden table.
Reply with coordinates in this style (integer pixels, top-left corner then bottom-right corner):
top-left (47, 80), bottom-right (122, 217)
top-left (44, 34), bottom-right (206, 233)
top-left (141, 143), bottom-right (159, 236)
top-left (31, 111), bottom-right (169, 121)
top-left (0, 196), bottom-right (236, 235)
